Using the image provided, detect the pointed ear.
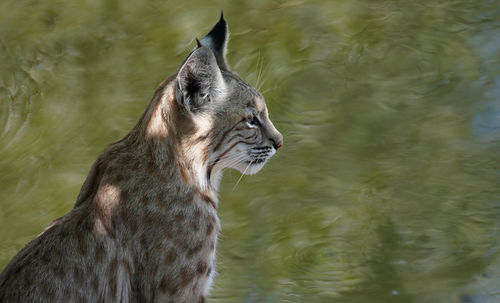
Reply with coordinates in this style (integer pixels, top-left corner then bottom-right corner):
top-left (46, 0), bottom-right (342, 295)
top-left (175, 47), bottom-right (226, 112)
top-left (200, 11), bottom-right (229, 69)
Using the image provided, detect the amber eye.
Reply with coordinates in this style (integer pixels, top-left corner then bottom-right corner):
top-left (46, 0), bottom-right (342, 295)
top-left (246, 116), bottom-right (261, 128)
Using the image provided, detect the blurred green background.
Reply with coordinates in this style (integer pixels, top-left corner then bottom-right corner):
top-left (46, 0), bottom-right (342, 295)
top-left (1, 0), bottom-right (500, 302)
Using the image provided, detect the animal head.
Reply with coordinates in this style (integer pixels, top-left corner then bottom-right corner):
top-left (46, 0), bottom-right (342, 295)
top-left (171, 13), bottom-right (283, 181)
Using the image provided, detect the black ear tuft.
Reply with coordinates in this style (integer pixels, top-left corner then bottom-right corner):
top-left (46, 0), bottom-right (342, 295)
top-left (200, 11), bottom-right (229, 69)
top-left (175, 48), bottom-right (225, 112)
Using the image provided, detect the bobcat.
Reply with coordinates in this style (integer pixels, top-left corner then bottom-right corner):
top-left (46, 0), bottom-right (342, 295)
top-left (0, 13), bottom-right (282, 303)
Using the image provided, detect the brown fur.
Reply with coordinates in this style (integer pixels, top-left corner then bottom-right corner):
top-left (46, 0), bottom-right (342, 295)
top-left (0, 16), bottom-right (282, 303)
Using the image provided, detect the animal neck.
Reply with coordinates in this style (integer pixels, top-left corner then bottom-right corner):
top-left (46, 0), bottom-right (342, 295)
top-left (131, 77), bottom-right (222, 201)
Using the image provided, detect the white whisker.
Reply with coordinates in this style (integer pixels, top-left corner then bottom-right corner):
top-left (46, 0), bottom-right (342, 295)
top-left (256, 53), bottom-right (265, 90)
top-left (231, 161), bottom-right (252, 193)
top-left (255, 51), bottom-right (262, 89)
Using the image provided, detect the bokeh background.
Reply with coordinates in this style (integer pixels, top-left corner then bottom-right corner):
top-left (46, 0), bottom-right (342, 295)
top-left (1, 0), bottom-right (500, 302)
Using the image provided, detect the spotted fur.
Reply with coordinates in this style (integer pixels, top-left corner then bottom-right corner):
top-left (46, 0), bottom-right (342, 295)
top-left (0, 13), bottom-right (282, 303)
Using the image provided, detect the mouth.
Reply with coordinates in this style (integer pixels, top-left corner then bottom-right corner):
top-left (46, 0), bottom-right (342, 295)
top-left (246, 146), bottom-right (275, 165)
top-left (239, 156), bottom-right (269, 175)
top-left (245, 158), bottom-right (267, 165)
top-left (228, 146), bottom-right (276, 175)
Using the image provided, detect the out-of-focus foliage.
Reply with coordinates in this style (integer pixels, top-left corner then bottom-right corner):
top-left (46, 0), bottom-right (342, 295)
top-left (1, 0), bottom-right (499, 302)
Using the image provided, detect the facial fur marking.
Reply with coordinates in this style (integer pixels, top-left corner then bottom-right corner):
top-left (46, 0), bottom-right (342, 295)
top-left (246, 122), bottom-right (258, 129)
top-left (210, 139), bottom-right (256, 172)
top-left (211, 119), bottom-right (245, 152)
top-left (223, 133), bottom-right (258, 148)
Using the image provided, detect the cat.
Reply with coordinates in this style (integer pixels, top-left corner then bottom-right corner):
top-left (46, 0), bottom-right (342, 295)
top-left (0, 12), bottom-right (282, 303)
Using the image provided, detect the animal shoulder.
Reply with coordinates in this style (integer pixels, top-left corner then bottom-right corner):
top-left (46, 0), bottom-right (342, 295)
top-left (0, 12), bottom-right (282, 303)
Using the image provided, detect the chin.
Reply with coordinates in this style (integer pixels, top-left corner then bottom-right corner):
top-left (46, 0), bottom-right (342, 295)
top-left (244, 163), bottom-right (266, 175)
